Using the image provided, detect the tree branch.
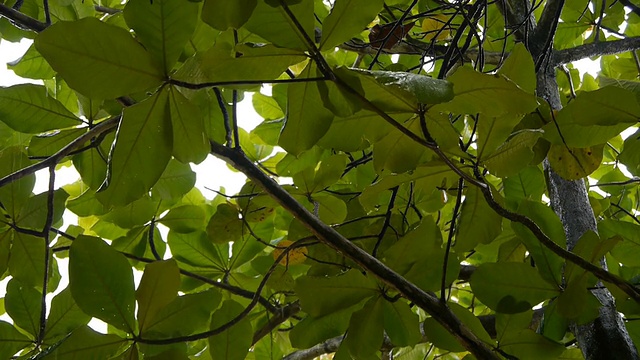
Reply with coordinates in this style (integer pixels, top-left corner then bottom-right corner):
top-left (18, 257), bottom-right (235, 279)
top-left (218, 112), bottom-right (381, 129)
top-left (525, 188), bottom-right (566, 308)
top-left (0, 3), bottom-right (46, 32)
top-left (0, 117), bottom-right (120, 189)
top-left (552, 37), bottom-right (640, 66)
top-left (210, 141), bottom-right (499, 359)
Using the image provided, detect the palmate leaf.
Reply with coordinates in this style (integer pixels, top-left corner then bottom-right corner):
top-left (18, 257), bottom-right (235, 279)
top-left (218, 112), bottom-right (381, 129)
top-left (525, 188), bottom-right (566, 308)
top-left (96, 88), bottom-right (172, 207)
top-left (35, 18), bottom-right (164, 99)
top-left (124, 0), bottom-right (198, 72)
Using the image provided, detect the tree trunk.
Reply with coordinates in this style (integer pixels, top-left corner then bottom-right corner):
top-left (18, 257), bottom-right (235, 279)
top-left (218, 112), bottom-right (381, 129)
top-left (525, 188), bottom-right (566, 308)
top-left (536, 40), bottom-right (639, 360)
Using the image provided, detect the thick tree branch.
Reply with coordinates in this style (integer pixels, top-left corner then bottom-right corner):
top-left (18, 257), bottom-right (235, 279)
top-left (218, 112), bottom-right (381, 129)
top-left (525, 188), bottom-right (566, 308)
top-left (0, 117), bottom-right (120, 189)
top-left (0, 3), bottom-right (46, 32)
top-left (552, 37), bottom-right (640, 66)
top-left (210, 141), bottom-right (499, 359)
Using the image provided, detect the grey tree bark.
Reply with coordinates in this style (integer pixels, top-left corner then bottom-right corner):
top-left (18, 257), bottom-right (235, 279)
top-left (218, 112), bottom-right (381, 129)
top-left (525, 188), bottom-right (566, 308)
top-left (501, 0), bottom-right (640, 357)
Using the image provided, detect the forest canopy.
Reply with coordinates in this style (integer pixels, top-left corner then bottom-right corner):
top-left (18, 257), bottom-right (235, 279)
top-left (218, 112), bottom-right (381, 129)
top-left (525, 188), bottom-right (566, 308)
top-left (1, 0), bottom-right (640, 359)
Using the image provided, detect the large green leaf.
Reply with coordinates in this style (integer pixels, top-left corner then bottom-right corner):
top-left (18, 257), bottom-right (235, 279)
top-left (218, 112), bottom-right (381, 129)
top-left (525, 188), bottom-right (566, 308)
top-left (35, 18), bottom-right (164, 99)
top-left (373, 116), bottom-right (427, 173)
top-left (15, 189), bottom-right (68, 230)
top-left (423, 302), bottom-right (494, 352)
top-left (483, 130), bottom-right (543, 178)
top-left (176, 44), bottom-right (306, 85)
top-left (69, 235), bottom-right (136, 333)
top-left (47, 326), bottom-right (125, 359)
top-left (168, 86), bottom-right (209, 164)
top-left (7, 43), bottom-right (55, 80)
top-left (201, 0), bottom-right (257, 30)
top-left (0, 147), bottom-right (34, 217)
top-left (295, 270), bottom-right (378, 317)
top-left (512, 200), bottom-right (566, 286)
top-left (476, 114), bottom-right (525, 160)
top-left (279, 63), bottom-right (335, 155)
top-left (208, 300), bottom-right (252, 360)
top-left (320, 0), bottom-right (384, 50)
top-left (499, 329), bottom-right (564, 359)
top-left (124, 0), bottom-right (198, 72)
top-left (143, 289), bottom-right (221, 338)
top-left (0, 84), bottom-right (80, 133)
top-left (455, 186), bottom-right (502, 252)
top-left (619, 129), bottom-right (640, 176)
top-left (8, 232), bottom-right (45, 288)
top-left (599, 220), bottom-right (640, 267)
top-left (243, 0), bottom-right (315, 51)
top-left (382, 300), bottom-right (421, 347)
top-left (96, 89), bottom-right (172, 207)
top-left (470, 262), bottom-right (560, 313)
top-left (44, 287), bottom-right (91, 342)
top-left (344, 297), bottom-right (384, 359)
top-left (0, 321), bottom-right (31, 359)
top-left (151, 159), bottom-right (197, 201)
top-left (159, 205), bottom-right (206, 233)
top-left (432, 66), bottom-right (539, 117)
top-left (5, 279), bottom-right (40, 338)
top-left (28, 128), bottom-right (86, 157)
top-left (168, 230), bottom-right (228, 270)
top-left (289, 305), bottom-right (356, 348)
top-left (136, 259), bottom-right (180, 333)
top-left (497, 43), bottom-right (536, 94)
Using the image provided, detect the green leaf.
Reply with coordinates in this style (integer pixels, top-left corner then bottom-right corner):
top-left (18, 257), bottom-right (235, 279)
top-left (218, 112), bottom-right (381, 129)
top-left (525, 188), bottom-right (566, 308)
top-left (599, 220), bottom-right (640, 267)
top-left (289, 305), bottom-right (356, 348)
top-left (0, 84), bottom-right (80, 134)
top-left (344, 297), bottom-right (384, 359)
top-left (208, 300), bottom-right (252, 360)
top-left (318, 110), bottom-right (392, 152)
top-left (159, 205), bottom-right (206, 233)
top-left (335, 67), bottom-right (416, 112)
top-left (100, 195), bottom-right (158, 229)
top-left (373, 116), bottom-right (426, 173)
top-left (512, 200), bottom-right (566, 286)
top-left (69, 235), bottom-right (136, 333)
top-left (279, 63), bottom-right (334, 155)
top-left (476, 114), bottom-right (525, 160)
top-left (483, 130), bottom-right (543, 178)
top-left (320, 0), bottom-right (384, 50)
top-left (423, 302), bottom-right (494, 352)
top-left (168, 86), bottom-right (209, 164)
top-left (358, 70), bottom-right (454, 105)
top-left (497, 43), bottom-right (536, 94)
top-left (295, 270), bottom-right (378, 317)
top-left (244, 0), bottom-right (315, 51)
top-left (48, 326), bottom-right (125, 359)
top-left (432, 66), bottom-right (539, 117)
top-left (382, 300), bottom-right (421, 347)
top-left (499, 329), bottom-right (564, 360)
top-left (72, 138), bottom-right (110, 190)
top-left (175, 44), bottom-right (306, 85)
top-left (124, 0), bottom-right (198, 72)
top-left (384, 218), bottom-right (459, 292)
top-left (470, 262), bottom-right (560, 313)
top-left (543, 87), bottom-right (640, 147)
top-left (44, 287), bottom-right (91, 342)
top-left (503, 166), bottom-right (546, 205)
top-left (291, 154), bottom-right (348, 193)
top-left (0, 147), bottom-right (36, 216)
top-left (206, 203), bottom-right (243, 244)
top-left (137, 259), bottom-right (180, 333)
top-left (35, 18), bottom-right (164, 99)
top-left (5, 279), bottom-right (40, 338)
top-left (201, 0), bottom-right (257, 30)
top-left (143, 289), bottom-right (221, 338)
top-left (0, 321), bottom-right (31, 359)
top-left (97, 89), bottom-right (172, 207)
top-left (7, 43), bottom-right (55, 80)
top-left (152, 159), bottom-right (196, 201)
top-left (28, 128), bottom-right (86, 157)
top-left (15, 189), bottom-right (69, 230)
top-left (168, 230), bottom-right (227, 270)
top-left (619, 129), bottom-right (640, 176)
top-left (8, 232), bottom-right (45, 288)
top-left (252, 93), bottom-right (284, 120)
top-left (455, 186), bottom-right (502, 252)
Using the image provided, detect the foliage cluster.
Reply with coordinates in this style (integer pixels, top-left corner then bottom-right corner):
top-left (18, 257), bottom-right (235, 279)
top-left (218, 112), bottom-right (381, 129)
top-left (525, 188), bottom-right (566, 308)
top-left (0, 0), bottom-right (640, 359)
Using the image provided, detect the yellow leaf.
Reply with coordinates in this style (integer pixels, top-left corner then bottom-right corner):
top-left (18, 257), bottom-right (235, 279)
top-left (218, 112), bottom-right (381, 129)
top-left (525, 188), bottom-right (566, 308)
top-left (421, 15), bottom-right (452, 42)
top-left (548, 144), bottom-right (604, 180)
top-left (272, 240), bottom-right (308, 266)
